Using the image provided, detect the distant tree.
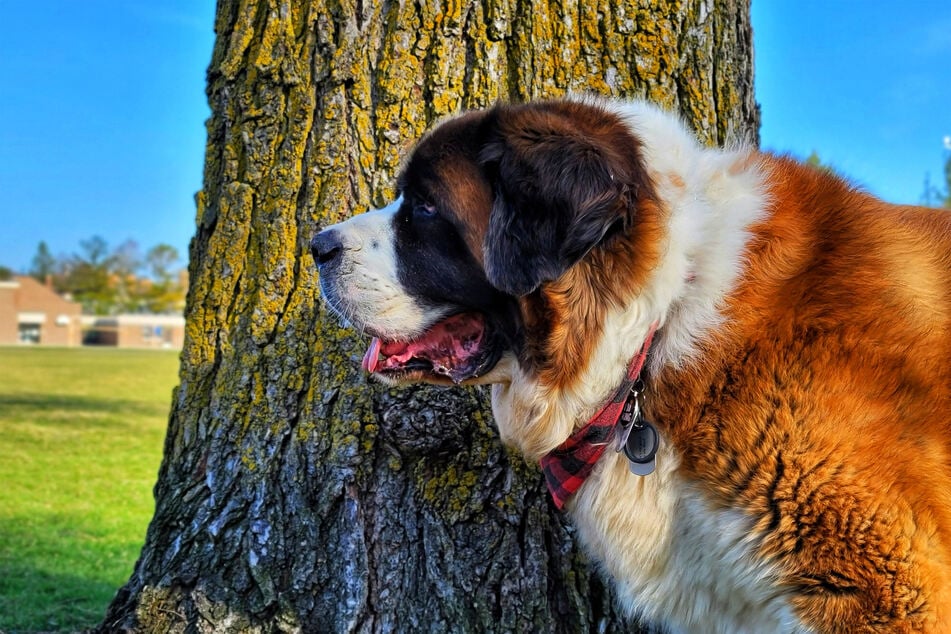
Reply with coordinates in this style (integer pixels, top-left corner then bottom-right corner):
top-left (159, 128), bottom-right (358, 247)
top-left (144, 244), bottom-right (180, 283)
top-left (805, 150), bottom-right (834, 174)
top-left (29, 241), bottom-right (56, 283)
top-left (943, 152), bottom-right (951, 209)
top-left (920, 143), bottom-right (950, 209)
top-left (112, 240), bottom-right (142, 278)
top-left (0, 266), bottom-right (12, 281)
top-left (64, 236), bottom-right (114, 314)
top-left (80, 235), bottom-right (110, 267)
top-left (112, 240), bottom-right (144, 312)
top-left (26, 237), bottom-right (186, 314)
top-left (143, 244), bottom-right (185, 313)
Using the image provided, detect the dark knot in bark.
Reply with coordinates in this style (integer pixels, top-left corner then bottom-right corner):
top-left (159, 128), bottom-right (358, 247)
top-left (378, 386), bottom-right (488, 456)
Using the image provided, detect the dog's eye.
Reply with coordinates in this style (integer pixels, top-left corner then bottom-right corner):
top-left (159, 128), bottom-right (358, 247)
top-left (413, 202), bottom-right (437, 219)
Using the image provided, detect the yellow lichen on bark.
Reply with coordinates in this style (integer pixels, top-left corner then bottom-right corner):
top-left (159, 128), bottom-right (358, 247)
top-left (134, 586), bottom-right (188, 634)
top-left (419, 462), bottom-right (480, 518)
top-left (183, 182), bottom-right (254, 373)
top-left (219, 0), bottom-right (258, 80)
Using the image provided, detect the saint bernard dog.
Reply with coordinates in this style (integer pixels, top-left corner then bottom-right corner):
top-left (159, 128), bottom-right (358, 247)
top-left (312, 98), bottom-right (951, 633)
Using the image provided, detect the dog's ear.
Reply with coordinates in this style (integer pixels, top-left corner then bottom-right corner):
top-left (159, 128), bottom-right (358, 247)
top-left (478, 102), bottom-right (634, 296)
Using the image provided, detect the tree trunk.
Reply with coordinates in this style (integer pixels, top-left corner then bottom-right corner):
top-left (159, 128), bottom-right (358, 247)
top-left (98, 1), bottom-right (757, 631)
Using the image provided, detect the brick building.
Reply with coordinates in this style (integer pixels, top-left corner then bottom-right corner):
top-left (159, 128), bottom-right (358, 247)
top-left (82, 314), bottom-right (185, 349)
top-left (0, 276), bottom-right (83, 346)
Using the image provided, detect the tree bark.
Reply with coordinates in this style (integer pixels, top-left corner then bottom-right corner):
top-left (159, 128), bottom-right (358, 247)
top-left (98, 1), bottom-right (757, 631)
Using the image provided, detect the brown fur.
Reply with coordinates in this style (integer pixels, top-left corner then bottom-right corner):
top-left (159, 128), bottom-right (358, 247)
top-left (533, 196), bottom-right (667, 387)
top-left (646, 155), bottom-right (951, 630)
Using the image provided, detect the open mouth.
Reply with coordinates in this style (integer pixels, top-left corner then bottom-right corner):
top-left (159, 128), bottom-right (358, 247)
top-left (362, 312), bottom-right (499, 384)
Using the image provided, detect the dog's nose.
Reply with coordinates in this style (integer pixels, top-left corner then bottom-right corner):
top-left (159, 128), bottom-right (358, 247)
top-left (311, 229), bottom-right (343, 267)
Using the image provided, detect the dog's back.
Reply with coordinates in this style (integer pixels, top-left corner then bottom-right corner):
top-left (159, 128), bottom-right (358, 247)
top-left (647, 154), bottom-right (951, 630)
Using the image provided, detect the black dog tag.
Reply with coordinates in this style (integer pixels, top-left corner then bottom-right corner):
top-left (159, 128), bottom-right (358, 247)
top-left (624, 420), bottom-right (658, 476)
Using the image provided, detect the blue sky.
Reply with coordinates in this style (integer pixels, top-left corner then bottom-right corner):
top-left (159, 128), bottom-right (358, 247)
top-left (0, 2), bottom-right (215, 274)
top-left (1, 2), bottom-right (949, 273)
top-left (754, 1), bottom-right (950, 205)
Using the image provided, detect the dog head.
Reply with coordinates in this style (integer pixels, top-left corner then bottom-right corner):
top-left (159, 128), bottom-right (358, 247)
top-left (312, 99), bottom-right (660, 388)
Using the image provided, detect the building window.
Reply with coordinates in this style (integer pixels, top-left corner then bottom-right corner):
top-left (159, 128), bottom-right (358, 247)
top-left (142, 325), bottom-right (164, 341)
top-left (18, 323), bottom-right (41, 344)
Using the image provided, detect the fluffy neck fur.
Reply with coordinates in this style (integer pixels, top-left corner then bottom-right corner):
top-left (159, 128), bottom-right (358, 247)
top-left (492, 100), bottom-right (767, 460)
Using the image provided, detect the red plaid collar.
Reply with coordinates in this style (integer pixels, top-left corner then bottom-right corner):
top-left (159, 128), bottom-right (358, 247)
top-left (539, 324), bottom-right (657, 509)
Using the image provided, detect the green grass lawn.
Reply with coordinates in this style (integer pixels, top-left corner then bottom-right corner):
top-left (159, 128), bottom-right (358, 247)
top-left (0, 346), bottom-right (179, 633)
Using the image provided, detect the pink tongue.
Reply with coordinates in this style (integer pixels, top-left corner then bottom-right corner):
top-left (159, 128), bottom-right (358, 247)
top-left (361, 313), bottom-right (486, 380)
top-left (363, 337), bottom-right (382, 373)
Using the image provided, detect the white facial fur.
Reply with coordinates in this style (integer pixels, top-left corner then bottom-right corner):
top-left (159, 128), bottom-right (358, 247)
top-left (319, 197), bottom-right (447, 341)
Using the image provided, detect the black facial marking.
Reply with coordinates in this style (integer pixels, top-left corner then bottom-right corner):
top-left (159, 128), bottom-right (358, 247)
top-left (477, 101), bottom-right (649, 296)
top-left (393, 196), bottom-right (513, 325)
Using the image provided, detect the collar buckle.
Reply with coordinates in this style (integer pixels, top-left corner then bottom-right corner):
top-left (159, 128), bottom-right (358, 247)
top-left (613, 379), bottom-right (659, 476)
top-left (614, 380), bottom-right (644, 452)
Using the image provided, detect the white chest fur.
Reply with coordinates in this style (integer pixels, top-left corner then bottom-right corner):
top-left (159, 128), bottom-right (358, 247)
top-left (569, 450), bottom-right (811, 633)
